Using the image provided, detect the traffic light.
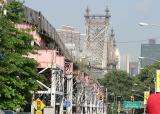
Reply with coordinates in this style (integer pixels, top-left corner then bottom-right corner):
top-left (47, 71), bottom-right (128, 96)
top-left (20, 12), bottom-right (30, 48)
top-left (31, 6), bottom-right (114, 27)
top-left (131, 95), bottom-right (134, 101)
top-left (37, 101), bottom-right (41, 110)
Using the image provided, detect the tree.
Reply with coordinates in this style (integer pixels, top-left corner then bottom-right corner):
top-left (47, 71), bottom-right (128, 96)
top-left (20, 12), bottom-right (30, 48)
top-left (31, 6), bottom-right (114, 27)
top-left (137, 62), bottom-right (160, 94)
top-left (99, 70), bottom-right (134, 99)
top-left (99, 70), bottom-right (135, 114)
top-left (5, 0), bottom-right (25, 22)
top-left (131, 63), bottom-right (160, 114)
top-left (0, 0), bottom-right (40, 111)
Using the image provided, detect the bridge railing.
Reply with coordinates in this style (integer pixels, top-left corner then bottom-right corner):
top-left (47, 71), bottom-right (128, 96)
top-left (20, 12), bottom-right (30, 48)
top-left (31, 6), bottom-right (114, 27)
top-left (23, 6), bottom-right (73, 61)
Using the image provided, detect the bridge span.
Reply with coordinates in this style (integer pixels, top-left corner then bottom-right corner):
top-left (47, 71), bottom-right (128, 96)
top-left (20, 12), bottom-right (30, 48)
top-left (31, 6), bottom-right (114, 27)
top-left (17, 5), bottom-right (108, 114)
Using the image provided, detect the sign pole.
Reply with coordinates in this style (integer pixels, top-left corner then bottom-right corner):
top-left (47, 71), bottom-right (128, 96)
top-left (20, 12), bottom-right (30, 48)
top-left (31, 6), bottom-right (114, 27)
top-left (143, 104), bottom-right (146, 114)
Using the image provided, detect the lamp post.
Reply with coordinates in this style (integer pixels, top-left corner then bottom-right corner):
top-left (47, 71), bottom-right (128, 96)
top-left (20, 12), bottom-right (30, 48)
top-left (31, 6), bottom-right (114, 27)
top-left (139, 22), bottom-right (160, 27)
top-left (138, 56), bottom-right (160, 63)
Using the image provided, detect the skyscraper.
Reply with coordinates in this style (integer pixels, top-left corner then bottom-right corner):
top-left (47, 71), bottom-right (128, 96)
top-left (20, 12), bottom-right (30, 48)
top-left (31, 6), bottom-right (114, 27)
top-left (141, 39), bottom-right (160, 68)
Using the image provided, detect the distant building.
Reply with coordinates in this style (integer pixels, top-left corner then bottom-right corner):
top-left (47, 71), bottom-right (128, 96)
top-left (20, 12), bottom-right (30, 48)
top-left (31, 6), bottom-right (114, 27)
top-left (148, 39), bottom-right (156, 44)
top-left (126, 55), bottom-right (129, 73)
top-left (129, 62), bottom-right (138, 76)
top-left (57, 25), bottom-right (85, 61)
top-left (79, 33), bottom-right (86, 57)
top-left (115, 48), bottom-right (120, 69)
top-left (141, 39), bottom-right (160, 67)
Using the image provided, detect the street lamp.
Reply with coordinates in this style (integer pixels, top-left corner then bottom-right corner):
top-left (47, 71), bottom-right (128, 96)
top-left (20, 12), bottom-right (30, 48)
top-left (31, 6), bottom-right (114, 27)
top-left (139, 22), bottom-right (149, 26)
top-left (138, 56), bottom-right (160, 63)
top-left (139, 22), bottom-right (160, 27)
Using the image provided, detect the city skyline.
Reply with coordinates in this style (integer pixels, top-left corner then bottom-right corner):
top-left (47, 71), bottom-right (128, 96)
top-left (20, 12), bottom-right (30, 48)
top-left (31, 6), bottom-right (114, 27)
top-left (24, 0), bottom-right (160, 69)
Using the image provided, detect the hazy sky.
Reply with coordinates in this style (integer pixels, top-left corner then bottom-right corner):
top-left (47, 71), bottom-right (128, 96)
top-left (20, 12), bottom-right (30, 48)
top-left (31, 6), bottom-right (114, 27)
top-left (24, 0), bottom-right (160, 69)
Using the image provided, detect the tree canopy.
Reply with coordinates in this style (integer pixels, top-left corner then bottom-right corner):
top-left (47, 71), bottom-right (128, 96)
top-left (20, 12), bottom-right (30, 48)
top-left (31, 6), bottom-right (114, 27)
top-left (0, 0), bottom-right (40, 111)
top-left (99, 70), bottom-right (134, 100)
top-left (137, 62), bottom-right (160, 94)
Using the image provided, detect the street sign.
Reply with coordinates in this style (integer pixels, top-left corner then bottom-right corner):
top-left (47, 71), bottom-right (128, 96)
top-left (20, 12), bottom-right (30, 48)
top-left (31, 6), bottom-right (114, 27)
top-left (64, 100), bottom-right (71, 108)
top-left (36, 110), bottom-right (42, 114)
top-left (123, 101), bottom-right (143, 109)
top-left (156, 70), bottom-right (160, 92)
top-left (144, 91), bottom-right (149, 105)
top-left (35, 98), bottom-right (46, 110)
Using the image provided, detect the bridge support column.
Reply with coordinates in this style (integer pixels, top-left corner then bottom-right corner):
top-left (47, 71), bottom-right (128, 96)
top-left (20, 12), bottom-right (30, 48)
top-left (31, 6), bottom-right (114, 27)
top-left (31, 93), bottom-right (35, 114)
top-left (93, 93), bottom-right (97, 114)
top-left (80, 106), bottom-right (83, 114)
top-left (96, 100), bottom-right (99, 114)
top-left (84, 90), bottom-right (88, 114)
top-left (51, 69), bottom-right (56, 113)
top-left (89, 97), bottom-right (92, 114)
top-left (60, 74), bottom-right (64, 114)
top-left (67, 75), bottom-right (73, 114)
top-left (100, 100), bottom-right (103, 114)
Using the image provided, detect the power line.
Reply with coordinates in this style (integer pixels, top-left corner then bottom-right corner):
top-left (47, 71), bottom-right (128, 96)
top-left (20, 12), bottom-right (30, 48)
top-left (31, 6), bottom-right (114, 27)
top-left (117, 36), bottom-right (160, 44)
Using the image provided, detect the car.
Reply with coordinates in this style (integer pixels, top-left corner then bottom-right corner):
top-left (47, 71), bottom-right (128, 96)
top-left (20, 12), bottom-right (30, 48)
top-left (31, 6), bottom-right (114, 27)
top-left (0, 110), bottom-right (16, 114)
top-left (119, 111), bottom-right (127, 114)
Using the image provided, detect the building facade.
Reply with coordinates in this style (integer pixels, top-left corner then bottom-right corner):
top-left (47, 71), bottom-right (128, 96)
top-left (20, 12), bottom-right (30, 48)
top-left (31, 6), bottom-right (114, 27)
top-left (129, 62), bottom-right (138, 76)
top-left (57, 25), bottom-right (85, 61)
top-left (141, 41), bottom-right (160, 68)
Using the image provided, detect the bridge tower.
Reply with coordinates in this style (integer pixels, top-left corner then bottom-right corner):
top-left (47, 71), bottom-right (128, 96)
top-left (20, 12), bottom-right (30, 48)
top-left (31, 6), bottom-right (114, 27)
top-left (84, 7), bottom-right (111, 69)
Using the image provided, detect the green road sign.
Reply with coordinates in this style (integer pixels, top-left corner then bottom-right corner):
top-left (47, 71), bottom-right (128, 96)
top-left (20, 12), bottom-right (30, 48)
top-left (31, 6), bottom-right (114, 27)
top-left (123, 101), bottom-right (144, 109)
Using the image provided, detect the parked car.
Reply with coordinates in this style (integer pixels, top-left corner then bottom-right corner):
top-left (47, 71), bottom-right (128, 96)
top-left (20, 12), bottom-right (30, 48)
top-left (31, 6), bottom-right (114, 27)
top-left (119, 111), bottom-right (127, 114)
top-left (0, 110), bottom-right (16, 114)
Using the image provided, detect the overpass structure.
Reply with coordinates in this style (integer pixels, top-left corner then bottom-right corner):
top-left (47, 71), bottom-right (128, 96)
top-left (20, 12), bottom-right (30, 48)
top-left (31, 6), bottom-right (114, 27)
top-left (15, 5), bottom-right (108, 114)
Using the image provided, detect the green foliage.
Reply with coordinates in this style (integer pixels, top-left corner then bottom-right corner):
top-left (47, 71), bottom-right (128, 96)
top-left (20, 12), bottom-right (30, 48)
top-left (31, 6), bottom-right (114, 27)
top-left (4, 0), bottom-right (25, 23)
top-left (107, 102), bottom-right (117, 114)
top-left (0, 1), bottom-right (40, 111)
top-left (99, 70), bottom-right (137, 114)
top-left (137, 62), bottom-right (159, 94)
top-left (99, 70), bottom-right (134, 100)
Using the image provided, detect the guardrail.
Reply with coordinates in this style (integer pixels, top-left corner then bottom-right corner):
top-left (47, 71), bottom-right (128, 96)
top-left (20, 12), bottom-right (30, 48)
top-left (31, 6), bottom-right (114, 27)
top-left (23, 6), bottom-right (73, 61)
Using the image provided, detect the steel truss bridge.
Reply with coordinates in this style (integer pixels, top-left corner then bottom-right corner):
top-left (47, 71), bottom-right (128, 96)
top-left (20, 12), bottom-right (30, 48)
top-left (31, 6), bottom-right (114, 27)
top-left (15, 6), bottom-right (108, 114)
